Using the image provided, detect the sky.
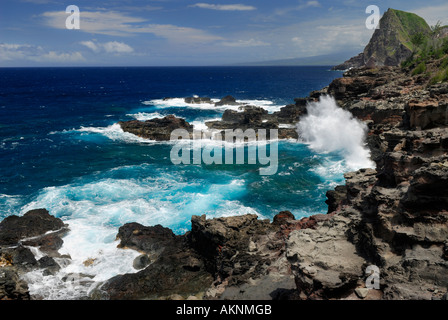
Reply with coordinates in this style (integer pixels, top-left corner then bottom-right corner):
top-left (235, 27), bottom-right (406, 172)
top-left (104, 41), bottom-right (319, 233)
top-left (0, 0), bottom-right (447, 67)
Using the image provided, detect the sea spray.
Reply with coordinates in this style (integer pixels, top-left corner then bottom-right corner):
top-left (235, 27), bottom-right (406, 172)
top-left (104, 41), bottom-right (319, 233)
top-left (296, 95), bottom-right (375, 171)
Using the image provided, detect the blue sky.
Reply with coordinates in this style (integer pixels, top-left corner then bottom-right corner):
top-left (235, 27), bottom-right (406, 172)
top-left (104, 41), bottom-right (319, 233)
top-left (1, 0), bottom-right (447, 66)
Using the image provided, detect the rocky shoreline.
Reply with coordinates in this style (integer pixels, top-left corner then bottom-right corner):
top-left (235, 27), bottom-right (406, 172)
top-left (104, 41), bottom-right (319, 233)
top-left (1, 63), bottom-right (447, 300)
top-left (101, 64), bottom-right (448, 300)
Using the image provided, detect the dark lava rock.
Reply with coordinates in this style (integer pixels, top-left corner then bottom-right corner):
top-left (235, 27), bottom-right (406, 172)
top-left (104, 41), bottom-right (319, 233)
top-left (101, 227), bottom-right (212, 299)
top-left (38, 256), bottom-right (61, 276)
top-left (116, 223), bottom-right (176, 254)
top-left (0, 267), bottom-right (30, 300)
top-left (0, 246), bottom-right (37, 271)
top-left (0, 209), bottom-right (65, 246)
top-left (215, 95), bottom-right (240, 106)
top-left (272, 211), bottom-right (295, 225)
top-left (118, 115), bottom-right (193, 141)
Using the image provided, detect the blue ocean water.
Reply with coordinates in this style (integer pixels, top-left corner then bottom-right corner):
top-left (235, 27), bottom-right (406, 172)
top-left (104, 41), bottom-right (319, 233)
top-left (0, 66), bottom-right (344, 228)
top-left (0, 66), bottom-right (349, 298)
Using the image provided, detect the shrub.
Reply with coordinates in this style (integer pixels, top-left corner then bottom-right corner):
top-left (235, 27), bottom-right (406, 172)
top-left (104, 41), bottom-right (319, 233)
top-left (429, 68), bottom-right (448, 84)
top-left (443, 39), bottom-right (448, 54)
top-left (412, 62), bottom-right (426, 75)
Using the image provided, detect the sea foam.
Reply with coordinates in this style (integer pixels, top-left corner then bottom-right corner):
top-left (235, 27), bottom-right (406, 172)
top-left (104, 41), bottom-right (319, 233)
top-left (297, 95), bottom-right (375, 171)
top-left (143, 97), bottom-right (283, 113)
top-left (19, 166), bottom-right (260, 299)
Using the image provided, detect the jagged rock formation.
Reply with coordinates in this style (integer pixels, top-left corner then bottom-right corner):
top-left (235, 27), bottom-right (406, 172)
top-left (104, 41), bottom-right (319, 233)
top-left (333, 8), bottom-right (431, 70)
top-left (283, 64), bottom-right (448, 300)
top-left (0, 209), bottom-right (68, 300)
top-left (104, 64), bottom-right (448, 301)
top-left (118, 115), bottom-right (194, 141)
top-left (96, 213), bottom-right (298, 300)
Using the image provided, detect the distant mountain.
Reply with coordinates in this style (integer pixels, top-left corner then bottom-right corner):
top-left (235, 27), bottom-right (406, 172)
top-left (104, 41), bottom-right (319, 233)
top-left (231, 51), bottom-right (359, 67)
top-left (333, 8), bottom-right (431, 70)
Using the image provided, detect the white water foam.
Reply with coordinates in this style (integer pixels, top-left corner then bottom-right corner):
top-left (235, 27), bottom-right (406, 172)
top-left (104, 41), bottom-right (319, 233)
top-left (70, 119), bottom-right (277, 149)
top-left (126, 112), bottom-right (168, 121)
top-left (142, 97), bottom-right (283, 113)
top-left (77, 124), bottom-right (155, 144)
top-left (19, 170), bottom-right (259, 299)
top-left (297, 95), bottom-right (375, 171)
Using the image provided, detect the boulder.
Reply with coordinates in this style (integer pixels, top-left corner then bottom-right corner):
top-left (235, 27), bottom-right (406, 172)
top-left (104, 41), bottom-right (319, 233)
top-left (118, 115), bottom-right (193, 141)
top-left (0, 209), bottom-right (66, 246)
top-left (215, 95), bottom-right (240, 106)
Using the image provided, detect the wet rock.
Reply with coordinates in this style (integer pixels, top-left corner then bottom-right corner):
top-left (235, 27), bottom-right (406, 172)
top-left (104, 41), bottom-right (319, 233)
top-left (38, 256), bottom-right (60, 275)
top-left (116, 223), bottom-right (176, 255)
top-left (118, 115), bottom-right (193, 141)
top-left (101, 237), bottom-right (213, 300)
top-left (0, 209), bottom-right (66, 246)
top-left (215, 95), bottom-right (240, 106)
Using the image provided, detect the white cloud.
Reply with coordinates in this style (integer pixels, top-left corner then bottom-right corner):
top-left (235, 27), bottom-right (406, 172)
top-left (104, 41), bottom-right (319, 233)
top-left (80, 40), bottom-right (134, 54)
top-left (42, 10), bottom-right (146, 37)
top-left (36, 51), bottom-right (84, 62)
top-left (190, 3), bottom-right (256, 11)
top-left (42, 10), bottom-right (223, 43)
top-left (145, 24), bottom-right (223, 43)
top-left (0, 43), bottom-right (84, 62)
top-left (275, 1), bottom-right (321, 16)
top-left (222, 39), bottom-right (270, 47)
top-left (103, 41), bottom-right (134, 53)
top-left (413, 3), bottom-right (448, 26)
top-left (80, 40), bottom-right (100, 52)
top-left (291, 37), bottom-right (304, 45)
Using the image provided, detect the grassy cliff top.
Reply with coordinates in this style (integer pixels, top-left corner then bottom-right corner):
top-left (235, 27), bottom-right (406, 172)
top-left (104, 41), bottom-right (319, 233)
top-left (385, 8), bottom-right (431, 51)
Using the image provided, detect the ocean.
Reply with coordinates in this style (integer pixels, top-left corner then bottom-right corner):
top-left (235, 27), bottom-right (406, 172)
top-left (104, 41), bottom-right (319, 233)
top-left (0, 66), bottom-right (363, 299)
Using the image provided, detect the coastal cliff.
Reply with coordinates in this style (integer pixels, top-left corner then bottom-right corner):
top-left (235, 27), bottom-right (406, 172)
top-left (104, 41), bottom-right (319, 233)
top-left (333, 8), bottom-right (431, 70)
top-left (1, 8), bottom-right (448, 301)
top-left (3, 62), bottom-right (446, 300)
top-left (100, 63), bottom-right (448, 300)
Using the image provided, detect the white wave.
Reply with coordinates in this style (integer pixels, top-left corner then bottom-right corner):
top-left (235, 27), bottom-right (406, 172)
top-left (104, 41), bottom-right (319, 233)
top-left (72, 121), bottom-right (279, 149)
top-left (126, 112), bottom-right (168, 121)
top-left (0, 194), bottom-right (22, 217)
top-left (19, 172), bottom-right (257, 299)
top-left (297, 95), bottom-right (375, 171)
top-left (76, 123), bottom-right (157, 144)
top-left (190, 118), bottom-right (221, 131)
top-left (142, 97), bottom-right (283, 113)
top-left (310, 158), bottom-right (348, 181)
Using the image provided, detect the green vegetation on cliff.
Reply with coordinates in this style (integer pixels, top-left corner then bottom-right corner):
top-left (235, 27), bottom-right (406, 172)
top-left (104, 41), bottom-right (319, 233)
top-left (390, 9), bottom-right (431, 51)
top-left (333, 8), bottom-right (432, 70)
top-left (401, 20), bottom-right (448, 84)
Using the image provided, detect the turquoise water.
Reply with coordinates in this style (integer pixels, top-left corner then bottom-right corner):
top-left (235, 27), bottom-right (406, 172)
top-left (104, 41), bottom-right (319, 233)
top-left (0, 66), bottom-right (356, 298)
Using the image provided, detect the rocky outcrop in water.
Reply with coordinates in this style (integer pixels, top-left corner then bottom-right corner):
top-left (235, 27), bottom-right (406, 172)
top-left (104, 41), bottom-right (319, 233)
top-left (215, 95), bottom-right (240, 107)
top-left (118, 115), bottom-right (194, 141)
